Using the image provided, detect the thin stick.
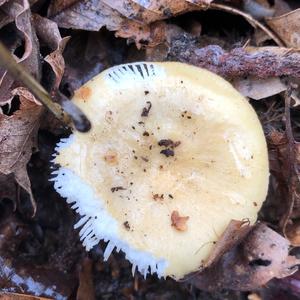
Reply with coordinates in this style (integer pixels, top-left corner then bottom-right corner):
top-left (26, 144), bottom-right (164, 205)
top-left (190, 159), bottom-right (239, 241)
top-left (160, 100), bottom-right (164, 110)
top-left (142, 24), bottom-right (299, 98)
top-left (209, 3), bottom-right (284, 47)
top-left (0, 42), bottom-right (91, 132)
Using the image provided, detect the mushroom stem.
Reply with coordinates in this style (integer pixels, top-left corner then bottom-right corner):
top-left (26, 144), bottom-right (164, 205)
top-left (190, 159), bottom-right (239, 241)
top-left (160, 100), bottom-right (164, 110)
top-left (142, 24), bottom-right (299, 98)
top-left (0, 42), bottom-right (91, 132)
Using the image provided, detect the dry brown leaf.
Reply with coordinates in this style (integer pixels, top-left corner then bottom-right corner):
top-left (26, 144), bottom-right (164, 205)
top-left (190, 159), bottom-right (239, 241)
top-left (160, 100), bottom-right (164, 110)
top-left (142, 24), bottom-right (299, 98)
top-left (48, 0), bottom-right (213, 47)
top-left (286, 219), bottom-right (300, 246)
top-left (267, 9), bottom-right (300, 48)
top-left (203, 220), bottom-right (251, 269)
top-left (0, 292), bottom-right (52, 300)
top-left (189, 222), bottom-right (300, 291)
top-left (48, 0), bottom-right (212, 28)
top-left (48, 0), bottom-right (124, 31)
top-left (32, 14), bottom-right (70, 92)
top-left (0, 0), bottom-right (41, 104)
top-left (47, 0), bottom-right (78, 16)
top-left (233, 77), bottom-right (286, 100)
top-left (48, 0), bottom-right (285, 50)
top-left (0, 95), bottom-right (43, 213)
top-left (102, 0), bottom-right (200, 24)
top-left (116, 21), bottom-right (168, 49)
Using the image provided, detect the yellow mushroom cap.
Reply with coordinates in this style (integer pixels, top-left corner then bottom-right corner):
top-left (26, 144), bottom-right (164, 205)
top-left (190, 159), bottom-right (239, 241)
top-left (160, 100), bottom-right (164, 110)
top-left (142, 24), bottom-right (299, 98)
top-left (52, 62), bottom-right (269, 280)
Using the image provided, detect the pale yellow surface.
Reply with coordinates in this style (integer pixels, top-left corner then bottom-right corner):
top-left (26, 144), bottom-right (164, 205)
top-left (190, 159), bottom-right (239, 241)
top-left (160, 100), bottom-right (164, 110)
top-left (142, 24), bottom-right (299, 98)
top-left (55, 62), bottom-right (269, 279)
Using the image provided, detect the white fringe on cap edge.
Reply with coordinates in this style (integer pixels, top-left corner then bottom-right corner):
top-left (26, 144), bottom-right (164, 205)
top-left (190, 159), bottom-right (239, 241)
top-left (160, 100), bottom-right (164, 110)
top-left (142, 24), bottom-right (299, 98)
top-left (51, 137), bottom-right (168, 278)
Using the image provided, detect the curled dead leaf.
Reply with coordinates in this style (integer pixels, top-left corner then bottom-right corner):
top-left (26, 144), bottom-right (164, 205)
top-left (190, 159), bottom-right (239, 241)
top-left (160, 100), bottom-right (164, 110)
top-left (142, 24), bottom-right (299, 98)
top-left (48, 0), bottom-right (124, 31)
top-left (32, 14), bottom-right (70, 92)
top-left (102, 0), bottom-right (200, 24)
top-left (189, 221), bottom-right (300, 291)
top-left (0, 95), bottom-right (43, 214)
top-left (0, 0), bottom-right (41, 104)
top-left (267, 9), bottom-right (300, 48)
top-left (48, 0), bottom-right (213, 48)
top-left (233, 77), bottom-right (286, 100)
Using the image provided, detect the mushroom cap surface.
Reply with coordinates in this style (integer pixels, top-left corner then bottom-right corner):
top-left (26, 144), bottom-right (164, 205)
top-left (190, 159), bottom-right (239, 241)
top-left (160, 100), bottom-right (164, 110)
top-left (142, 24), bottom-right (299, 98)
top-left (53, 62), bottom-right (269, 279)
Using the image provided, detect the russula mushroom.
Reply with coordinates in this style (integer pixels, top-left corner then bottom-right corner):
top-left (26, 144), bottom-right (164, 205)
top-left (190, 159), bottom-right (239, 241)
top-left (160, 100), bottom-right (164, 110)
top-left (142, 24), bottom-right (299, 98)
top-left (52, 62), bottom-right (269, 280)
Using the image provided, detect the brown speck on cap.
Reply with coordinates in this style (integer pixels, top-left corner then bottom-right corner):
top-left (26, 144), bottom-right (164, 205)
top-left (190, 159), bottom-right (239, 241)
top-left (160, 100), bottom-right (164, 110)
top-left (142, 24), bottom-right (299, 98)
top-left (143, 131), bottom-right (150, 136)
top-left (104, 151), bottom-right (118, 165)
top-left (171, 211), bottom-right (189, 231)
top-left (158, 139), bottom-right (181, 149)
top-left (123, 221), bottom-right (130, 231)
top-left (141, 156), bottom-right (149, 162)
top-left (144, 90), bottom-right (149, 95)
top-left (153, 194), bottom-right (164, 201)
top-left (105, 110), bottom-right (113, 123)
top-left (141, 101), bottom-right (152, 117)
top-left (111, 186), bottom-right (126, 193)
top-left (160, 149), bottom-right (174, 157)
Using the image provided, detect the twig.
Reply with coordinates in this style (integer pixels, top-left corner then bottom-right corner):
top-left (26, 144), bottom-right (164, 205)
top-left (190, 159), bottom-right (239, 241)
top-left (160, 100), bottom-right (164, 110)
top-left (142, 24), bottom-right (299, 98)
top-left (0, 42), bottom-right (91, 132)
top-left (209, 3), bottom-right (284, 47)
top-left (169, 42), bottom-right (300, 78)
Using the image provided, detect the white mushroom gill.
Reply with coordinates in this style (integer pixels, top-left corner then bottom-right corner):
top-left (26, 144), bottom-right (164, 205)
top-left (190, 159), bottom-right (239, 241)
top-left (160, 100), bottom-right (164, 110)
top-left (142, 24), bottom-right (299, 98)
top-left (51, 62), bottom-right (269, 280)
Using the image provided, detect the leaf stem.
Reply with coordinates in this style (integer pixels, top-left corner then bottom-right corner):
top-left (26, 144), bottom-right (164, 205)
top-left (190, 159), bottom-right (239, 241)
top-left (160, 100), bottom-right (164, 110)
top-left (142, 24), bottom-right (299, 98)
top-left (0, 42), bottom-right (91, 132)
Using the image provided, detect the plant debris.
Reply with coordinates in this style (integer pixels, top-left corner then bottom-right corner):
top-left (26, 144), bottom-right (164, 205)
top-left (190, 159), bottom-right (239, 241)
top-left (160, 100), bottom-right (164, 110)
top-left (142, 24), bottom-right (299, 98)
top-left (189, 221), bottom-right (300, 291)
top-left (160, 148), bottom-right (175, 157)
top-left (171, 210), bottom-right (189, 231)
top-left (158, 139), bottom-right (181, 148)
top-left (111, 186), bottom-right (126, 193)
top-left (141, 101), bottom-right (152, 117)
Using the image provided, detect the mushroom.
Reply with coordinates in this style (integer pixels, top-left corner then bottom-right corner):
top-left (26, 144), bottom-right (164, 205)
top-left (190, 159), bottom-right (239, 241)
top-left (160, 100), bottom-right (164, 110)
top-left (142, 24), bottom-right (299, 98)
top-left (52, 62), bottom-right (269, 280)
